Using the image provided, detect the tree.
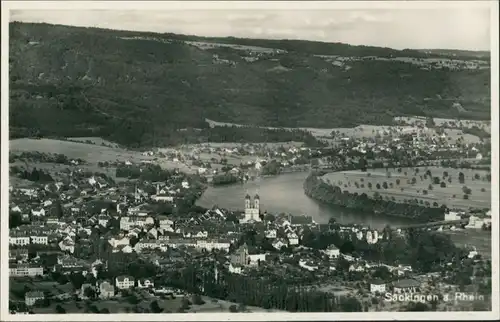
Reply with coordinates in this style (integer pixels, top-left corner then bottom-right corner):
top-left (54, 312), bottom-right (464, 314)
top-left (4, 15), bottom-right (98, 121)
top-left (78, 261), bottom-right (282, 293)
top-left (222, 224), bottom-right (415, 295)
top-left (422, 190), bottom-right (428, 195)
top-left (432, 177), bottom-right (440, 185)
top-left (55, 305), bottom-right (66, 314)
top-left (428, 184), bottom-right (433, 190)
top-left (127, 293), bottom-right (140, 305)
top-left (443, 171), bottom-right (448, 177)
top-left (474, 173), bottom-right (480, 180)
top-left (382, 182), bottom-right (388, 189)
top-left (340, 297), bottom-right (362, 312)
top-left (192, 294), bottom-right (205, 305)
top-left (463, 194), bottom-right (469, 200)
top-left (462, 186), bottom-right (472, 195)
top-left (396, 179), bottom-right (400, 185)
top-left (411, 177), bottom-right (417, 184)
top-left (367, 182), bottom-right (373, 189)
top-left (150, 300), bottom-right (163, 313)
top-left (83, 286), bottom-right (96, 300)
top-left (9, 212), bottom-right (23, 229)
top-left (376, 183), bottom-right (381, 189)
top-left (100, 308), bottom-right (110, 313)
top-left (440, 182), bottom-right (446, 188)
top-left (229, 304), bottom-right (238, 312)
top-left (264, 213), bottom-right (276, 222)
top-left (459, 172), bottom-right (465, 184)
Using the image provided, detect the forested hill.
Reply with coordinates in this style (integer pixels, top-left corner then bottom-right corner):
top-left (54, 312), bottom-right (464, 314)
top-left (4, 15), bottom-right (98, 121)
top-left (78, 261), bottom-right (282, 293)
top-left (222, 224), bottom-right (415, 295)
top-left (9, 22), bottom-right (491, 147)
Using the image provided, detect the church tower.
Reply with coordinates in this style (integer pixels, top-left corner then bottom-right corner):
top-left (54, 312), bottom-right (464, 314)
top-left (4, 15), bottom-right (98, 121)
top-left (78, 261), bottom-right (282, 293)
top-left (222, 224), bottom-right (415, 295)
top-left (245, 194), bottom-right (251, 209)
top-left (254, 194), bottom-right (260, 211)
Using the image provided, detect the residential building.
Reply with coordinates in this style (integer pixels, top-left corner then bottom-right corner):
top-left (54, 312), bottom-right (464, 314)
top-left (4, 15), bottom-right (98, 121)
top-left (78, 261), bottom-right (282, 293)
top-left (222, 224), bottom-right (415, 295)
top-left (99, 281), bottom-right (115, 299)
top-left (370, 280), bottom-right (387, 294)
top-left (230, 244), bottom-right (250, 266)
top-left (393, 279), bottom-right (420, 294)
top-left (115, 276), bottom-right (135, 290)
top-left (325, 244), bottom-right (340, 258)
top-left (137, 279), bottom-right (155, 289)
top-left (30, 235), bottom-right (49, 245)
top-left (25, 291), bottom-right (44, 307)
top-left (9, 232), bottom-right (30, 246)
top-left (10, 264), bottom-right (44, 277)
top-left (9, 249), bottom-right (29, 263)
top-left (287, 232), bottom-right (299, 245)
top-left (445, 211), bottom-right (463, 221)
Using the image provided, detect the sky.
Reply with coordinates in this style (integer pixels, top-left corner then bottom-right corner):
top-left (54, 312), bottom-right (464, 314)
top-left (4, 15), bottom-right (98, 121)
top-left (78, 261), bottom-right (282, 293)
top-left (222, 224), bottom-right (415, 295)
top-left (9, 4), bottom-right (492, 51)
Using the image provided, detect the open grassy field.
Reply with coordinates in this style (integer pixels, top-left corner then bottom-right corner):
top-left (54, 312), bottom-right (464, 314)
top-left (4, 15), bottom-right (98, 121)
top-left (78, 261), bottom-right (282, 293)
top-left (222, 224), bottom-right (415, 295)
top-left (10, 139), bottom-right (149, 164)
top-left (66, 137), bottom-right (122, 148)
top-left (321, 167), bottom-right (491, 210)
top-left (9, 138), bottom-right (193, 174)
top-left (443, 229), bottom-right (492, 258)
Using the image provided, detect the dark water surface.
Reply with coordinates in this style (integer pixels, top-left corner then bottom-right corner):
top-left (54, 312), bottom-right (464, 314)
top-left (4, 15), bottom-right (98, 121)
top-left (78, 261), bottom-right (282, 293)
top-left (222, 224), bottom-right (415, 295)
top-left (197, 172), bottom-right (415, 229)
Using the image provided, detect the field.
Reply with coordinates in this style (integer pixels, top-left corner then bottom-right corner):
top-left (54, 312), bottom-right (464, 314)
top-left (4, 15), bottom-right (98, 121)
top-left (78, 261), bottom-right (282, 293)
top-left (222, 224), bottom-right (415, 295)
top-left (206, 118), bottom-right (483, 143)
top-left (9, 138), bottom-right (194, 174)
top-left (66, 137), bottom-right (122, 148)
top-left (10, 139), bottom-right (149, 164)
top-left (321, 167), bottom-right (491, 210)
top-left (443, 229), bottom-right (492, 258)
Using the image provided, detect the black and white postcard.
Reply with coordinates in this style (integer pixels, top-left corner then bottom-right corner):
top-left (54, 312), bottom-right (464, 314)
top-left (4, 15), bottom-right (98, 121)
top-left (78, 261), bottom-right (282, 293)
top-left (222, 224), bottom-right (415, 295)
top-left (1, 1), bottom-right (498, 321)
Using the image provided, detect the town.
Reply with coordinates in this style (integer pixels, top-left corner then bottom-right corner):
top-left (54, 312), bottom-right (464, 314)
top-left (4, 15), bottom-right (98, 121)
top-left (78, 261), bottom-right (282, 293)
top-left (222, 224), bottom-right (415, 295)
top-left (8, 116), bottom-right (492, 314)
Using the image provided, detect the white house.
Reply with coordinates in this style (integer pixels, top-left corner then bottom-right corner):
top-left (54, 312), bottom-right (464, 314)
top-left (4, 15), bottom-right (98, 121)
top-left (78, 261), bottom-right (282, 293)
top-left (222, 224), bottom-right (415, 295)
top-left (325, 244), bottom-right (340, 258)
top-left (58, 237), bottom-right (75, 254)
top-left (30, 235), bottom-right (48, 245)
top-left (9, 234), bottom-right (30, 246)
top-left (287, 232), bottom-right (299, 245)
top-left (115, 276), bottom-right (135, 290)
top-left (137, 279), bottom-right (155, 289)
top-left (151, 195), bottom-right (174, 202)
top-left (370, 280), bottom-right (387, 294)
top-left (265, 229), bottom-right (277, 239)
top-left (31, 208), bottom-right (46, 217)
top-left (248, 254), bottom-right (266, 266)
top-left (299, 260), bottom-right (318, 272)
top-left (466, 215), bottom-right (491, 229)
top-left (445, 211), bottom-right (463, 221)
top-left (228, 263), bottom-right (243, 275)
top-left (272, 239), bottom-right (287, 250)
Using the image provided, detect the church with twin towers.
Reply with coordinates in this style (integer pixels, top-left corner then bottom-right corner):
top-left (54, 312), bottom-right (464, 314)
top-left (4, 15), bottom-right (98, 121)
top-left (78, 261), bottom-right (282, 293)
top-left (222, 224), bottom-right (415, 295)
top-left (240, 193), bottom-right (262, 223)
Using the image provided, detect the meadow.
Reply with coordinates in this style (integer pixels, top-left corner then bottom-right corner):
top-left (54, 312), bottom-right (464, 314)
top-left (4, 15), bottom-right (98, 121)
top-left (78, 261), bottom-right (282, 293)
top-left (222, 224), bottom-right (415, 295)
top-left (206, 118), bottom-right (483, 144)
top-left (9, 138), bottom-right (193, 175)
top-left (321, 167), bottom-right (491, 210)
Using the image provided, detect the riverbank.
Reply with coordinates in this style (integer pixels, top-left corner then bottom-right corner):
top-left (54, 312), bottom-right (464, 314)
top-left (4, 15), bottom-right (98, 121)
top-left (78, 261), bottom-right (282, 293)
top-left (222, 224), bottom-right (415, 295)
top-left (197, 172), bottom-right (414, 229)
top-left (303, 173), bottom-right (445, 222)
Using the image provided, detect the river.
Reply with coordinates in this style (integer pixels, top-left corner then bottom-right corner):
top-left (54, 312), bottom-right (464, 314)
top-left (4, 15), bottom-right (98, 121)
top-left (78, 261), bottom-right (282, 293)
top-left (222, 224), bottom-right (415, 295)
top-left (196, 172), bottom-right (415, 229)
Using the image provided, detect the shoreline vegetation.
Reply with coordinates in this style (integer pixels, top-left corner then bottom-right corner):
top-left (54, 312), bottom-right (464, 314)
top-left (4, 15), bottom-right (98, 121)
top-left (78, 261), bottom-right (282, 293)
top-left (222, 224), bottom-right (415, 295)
top-left (303, 172), bottom-right (446, 222)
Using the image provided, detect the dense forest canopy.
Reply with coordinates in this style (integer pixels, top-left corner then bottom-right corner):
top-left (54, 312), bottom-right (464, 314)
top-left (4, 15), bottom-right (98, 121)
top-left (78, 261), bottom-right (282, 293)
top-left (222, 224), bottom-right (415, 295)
top-left (9, 22), bottom-right (491, 147)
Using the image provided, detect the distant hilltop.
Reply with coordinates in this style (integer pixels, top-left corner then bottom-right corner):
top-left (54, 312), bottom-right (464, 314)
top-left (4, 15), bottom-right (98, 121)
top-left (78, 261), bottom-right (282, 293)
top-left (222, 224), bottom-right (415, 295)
top-left (9, 22), bottom-right (491, 148)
